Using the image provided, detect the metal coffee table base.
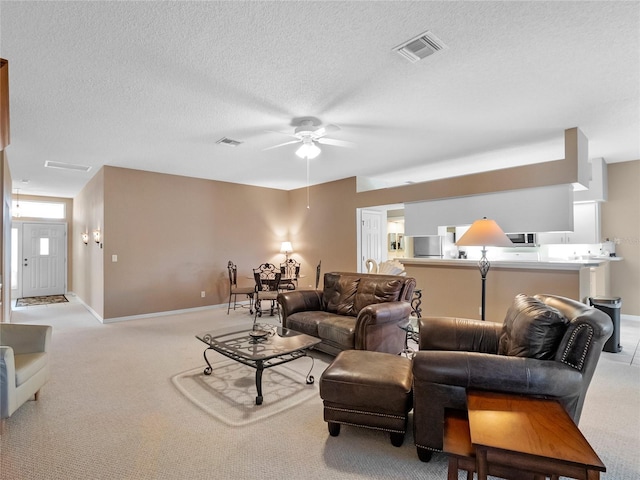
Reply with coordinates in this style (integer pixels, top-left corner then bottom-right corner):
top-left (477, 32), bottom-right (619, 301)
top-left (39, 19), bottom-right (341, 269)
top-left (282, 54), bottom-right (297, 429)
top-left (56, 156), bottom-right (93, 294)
top-left (202, 347), bottom-right (316, 405)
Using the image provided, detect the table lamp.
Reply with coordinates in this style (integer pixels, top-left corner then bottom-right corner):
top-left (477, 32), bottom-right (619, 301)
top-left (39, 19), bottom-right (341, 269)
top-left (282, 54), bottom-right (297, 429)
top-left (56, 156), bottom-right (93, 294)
top-left (280, 241), bottom-right (293, 262)
top-left (456, 217), bottom-right (512, 320)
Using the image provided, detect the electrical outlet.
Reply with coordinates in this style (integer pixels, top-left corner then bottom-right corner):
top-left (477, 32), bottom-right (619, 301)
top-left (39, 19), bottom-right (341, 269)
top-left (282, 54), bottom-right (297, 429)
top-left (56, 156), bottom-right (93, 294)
top-left (201, 291), bottom-right (206, 298)
top-left (479, 306), bottom-right (482, 316)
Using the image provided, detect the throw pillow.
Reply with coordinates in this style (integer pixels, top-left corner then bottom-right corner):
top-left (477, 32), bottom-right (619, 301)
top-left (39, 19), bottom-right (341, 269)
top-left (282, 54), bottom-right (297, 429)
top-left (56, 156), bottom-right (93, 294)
top-left (498, 293), bottom-right (569, 359)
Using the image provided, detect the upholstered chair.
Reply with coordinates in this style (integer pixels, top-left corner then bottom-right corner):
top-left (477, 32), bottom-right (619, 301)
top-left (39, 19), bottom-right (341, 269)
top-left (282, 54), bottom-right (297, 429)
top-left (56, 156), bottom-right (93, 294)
top-left (412, 294), bottom-right (612, 462)
top-left (1, 323), bottom-right (52, 430)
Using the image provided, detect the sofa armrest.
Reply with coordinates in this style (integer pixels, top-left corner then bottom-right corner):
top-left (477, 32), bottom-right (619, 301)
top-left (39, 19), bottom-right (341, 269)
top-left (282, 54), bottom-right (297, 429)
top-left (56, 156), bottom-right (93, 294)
top-left (354, 301), bottom-right (412, 353)
top-left (0, 324), bottom-right (52, 355)
top-left (0, 346), bottom-right (17, 418)
top-left (278, 290), bottom-right (323, 327)
top-left (412, 350), bottom-right (583, 453)
top-left (419, 316), bottom-right (502, 353)
top-left (413, 350), bottom-right (582, 396)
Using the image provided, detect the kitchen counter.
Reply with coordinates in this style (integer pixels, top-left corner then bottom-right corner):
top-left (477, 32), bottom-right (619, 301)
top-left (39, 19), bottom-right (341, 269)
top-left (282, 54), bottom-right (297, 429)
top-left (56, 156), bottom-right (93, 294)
top-left (398, 257), bottom-right (613, 321)
top-left (399, 257), bottom-right (616, 271)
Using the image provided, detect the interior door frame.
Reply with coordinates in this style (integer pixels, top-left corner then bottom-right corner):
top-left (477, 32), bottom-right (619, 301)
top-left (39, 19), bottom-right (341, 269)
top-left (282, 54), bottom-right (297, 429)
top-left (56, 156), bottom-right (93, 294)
top-left (356, 204), bottom-right (404, 273)
top-left (11, 221), bottom-right (68, 299)
top-left (357, 208), bottom-right (385, 273)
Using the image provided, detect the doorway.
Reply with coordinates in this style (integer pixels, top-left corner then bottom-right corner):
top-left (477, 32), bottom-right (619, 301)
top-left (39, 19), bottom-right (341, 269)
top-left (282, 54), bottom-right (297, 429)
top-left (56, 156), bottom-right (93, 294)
top-left (357, 204), bottom-right (405, 273)
top-left (358, 209), bottom-right (384, 273)
top-left (12, 222), bottom-right (67, 299)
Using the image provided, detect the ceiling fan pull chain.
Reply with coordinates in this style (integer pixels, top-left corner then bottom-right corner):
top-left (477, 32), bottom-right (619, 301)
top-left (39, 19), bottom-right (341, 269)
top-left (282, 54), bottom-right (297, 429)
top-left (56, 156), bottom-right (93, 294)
top-left (306, 158), bottom-right (311, 209)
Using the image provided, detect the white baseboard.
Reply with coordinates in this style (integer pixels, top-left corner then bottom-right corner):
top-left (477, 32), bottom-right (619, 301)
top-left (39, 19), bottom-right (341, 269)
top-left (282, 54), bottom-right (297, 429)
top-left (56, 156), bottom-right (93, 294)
top-left (67, 291), bottom-right (231, 324)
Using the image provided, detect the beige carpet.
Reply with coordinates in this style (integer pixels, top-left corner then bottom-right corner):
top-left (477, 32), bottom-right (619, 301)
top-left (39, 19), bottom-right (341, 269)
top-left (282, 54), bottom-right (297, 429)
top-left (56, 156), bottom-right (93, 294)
top-left (172, 357), bottom-right (323, 427)
top-left (2, 299), bottom-right (639, 479)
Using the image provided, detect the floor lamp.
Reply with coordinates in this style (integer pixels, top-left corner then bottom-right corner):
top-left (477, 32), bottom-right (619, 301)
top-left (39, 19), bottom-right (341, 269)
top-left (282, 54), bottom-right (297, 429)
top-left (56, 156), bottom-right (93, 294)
top-left (456, 217), bottom-right (512, 320)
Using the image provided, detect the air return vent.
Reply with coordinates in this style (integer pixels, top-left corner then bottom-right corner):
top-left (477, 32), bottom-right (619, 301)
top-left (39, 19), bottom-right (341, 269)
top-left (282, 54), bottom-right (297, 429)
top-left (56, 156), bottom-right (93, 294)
top-left (216, 137), bottom-right (242, 147)
top-left (44, 161), bottom-right (92, 172)
top-left (393, 31), bottom-right (447, 63)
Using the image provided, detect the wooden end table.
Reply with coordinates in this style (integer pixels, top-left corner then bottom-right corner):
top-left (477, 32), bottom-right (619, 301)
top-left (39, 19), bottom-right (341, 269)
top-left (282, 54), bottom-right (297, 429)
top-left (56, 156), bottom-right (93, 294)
top-left (457, 391), bottom-right (606, 480)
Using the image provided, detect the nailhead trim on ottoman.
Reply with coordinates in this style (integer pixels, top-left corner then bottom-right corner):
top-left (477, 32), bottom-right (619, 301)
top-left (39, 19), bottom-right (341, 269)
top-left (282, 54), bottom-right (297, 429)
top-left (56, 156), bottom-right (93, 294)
top-left (319, 349), bottom-right (413, 447)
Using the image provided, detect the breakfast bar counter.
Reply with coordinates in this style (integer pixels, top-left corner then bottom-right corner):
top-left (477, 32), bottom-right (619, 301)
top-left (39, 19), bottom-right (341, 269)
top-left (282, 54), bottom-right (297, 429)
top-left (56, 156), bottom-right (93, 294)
top-left (399, 257), bottom-right (612, 321)
top-left (400, 256), bottom-right (611, 270)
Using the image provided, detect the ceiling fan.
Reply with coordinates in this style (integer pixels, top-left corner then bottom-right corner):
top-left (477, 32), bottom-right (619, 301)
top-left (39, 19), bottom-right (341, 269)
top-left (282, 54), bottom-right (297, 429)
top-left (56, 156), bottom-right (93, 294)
top-left (264, 118), bottom-right (354, 159)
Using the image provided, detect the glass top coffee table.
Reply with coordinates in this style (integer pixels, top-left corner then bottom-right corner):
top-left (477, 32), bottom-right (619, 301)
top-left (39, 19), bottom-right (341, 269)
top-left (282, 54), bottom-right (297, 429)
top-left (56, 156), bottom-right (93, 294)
top-left (196, 324), bottom-right (321, 405)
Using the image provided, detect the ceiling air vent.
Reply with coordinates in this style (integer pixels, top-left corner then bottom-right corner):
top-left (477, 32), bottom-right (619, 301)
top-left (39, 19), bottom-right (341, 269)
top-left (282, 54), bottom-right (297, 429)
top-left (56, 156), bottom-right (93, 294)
top-left (394, 31), bottom-right (447, 63)
top-left (44, 161), bottom-right (92, 172)
top-left (216, 137), bottom-right (242, 147)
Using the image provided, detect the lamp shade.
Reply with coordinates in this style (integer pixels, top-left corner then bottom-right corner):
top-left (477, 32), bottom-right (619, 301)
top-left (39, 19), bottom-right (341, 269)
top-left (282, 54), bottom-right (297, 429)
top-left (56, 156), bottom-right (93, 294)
top-left (456, 218), bottom-right (512, 247)
top-left (280, 241), bottom-right (293, 254)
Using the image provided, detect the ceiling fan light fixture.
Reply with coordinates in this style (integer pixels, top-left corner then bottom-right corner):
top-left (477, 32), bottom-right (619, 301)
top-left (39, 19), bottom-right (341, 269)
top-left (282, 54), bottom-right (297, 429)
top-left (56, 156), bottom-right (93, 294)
top-left (295, 141), bottom-right (321, 160)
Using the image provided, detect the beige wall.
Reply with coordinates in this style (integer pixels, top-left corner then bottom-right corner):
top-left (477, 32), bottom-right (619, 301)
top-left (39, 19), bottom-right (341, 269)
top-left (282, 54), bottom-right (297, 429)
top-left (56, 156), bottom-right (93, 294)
top-left (601, 160), bottom-right (640, 315)
top-left (288, 178), bottom-right (359, 277)
top-left (65, 159), bottom-right (639, 320)
top-left (293, 161), bottom-right (640, 317)
top-left (77, 167), bottom-right (290, 320)
top-left (73, 168), bottom-right (105, 318)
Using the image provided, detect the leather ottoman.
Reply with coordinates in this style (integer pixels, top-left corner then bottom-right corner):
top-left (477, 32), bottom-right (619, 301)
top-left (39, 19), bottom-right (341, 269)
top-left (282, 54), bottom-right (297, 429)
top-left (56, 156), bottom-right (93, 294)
top-left (319, 349), bottom-right (413, 446)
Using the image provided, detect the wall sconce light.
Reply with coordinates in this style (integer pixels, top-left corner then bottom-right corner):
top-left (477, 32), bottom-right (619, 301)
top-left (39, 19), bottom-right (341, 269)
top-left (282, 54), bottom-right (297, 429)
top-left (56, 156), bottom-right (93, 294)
top-left (93, 230), bottom-right (101, 244)
top-left (280, 241), bottom-right (293, 262)
top-left (81, 232), bottom-right (89, 245)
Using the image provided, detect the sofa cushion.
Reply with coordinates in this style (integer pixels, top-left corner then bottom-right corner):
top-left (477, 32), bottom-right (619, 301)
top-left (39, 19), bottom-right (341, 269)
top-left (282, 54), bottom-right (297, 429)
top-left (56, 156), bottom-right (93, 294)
top-left (353, 276), bottom-right (405, 314)
top-left (498, 293), bottom-right (569, 359)
top-left (317, 315), bottom-right (357, 350)
top-left (323, 274), bottom-right (360, 316)
top-left (13, 352), bottom-right (48, 386)
top-left (286, 311), bottom-right (338, 338)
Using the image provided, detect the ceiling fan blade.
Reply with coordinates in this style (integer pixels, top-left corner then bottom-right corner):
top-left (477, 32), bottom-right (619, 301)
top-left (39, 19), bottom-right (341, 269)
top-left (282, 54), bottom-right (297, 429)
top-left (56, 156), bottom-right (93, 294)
top-left (265, 130), bottom-right (300, 139)
top-left (263, 140), bottom-right (301, 151)
top-left (312, 124), bottom-right (340, 138)
top-left (317, 137), bottom-right (355, 148)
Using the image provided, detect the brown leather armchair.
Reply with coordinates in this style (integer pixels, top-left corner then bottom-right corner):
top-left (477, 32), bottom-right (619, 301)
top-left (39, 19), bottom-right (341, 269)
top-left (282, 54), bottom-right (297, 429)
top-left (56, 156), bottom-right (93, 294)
top-left (412, 293), bottom-right (613, 462)
top-left (278, 272), bottom-right (416, 356)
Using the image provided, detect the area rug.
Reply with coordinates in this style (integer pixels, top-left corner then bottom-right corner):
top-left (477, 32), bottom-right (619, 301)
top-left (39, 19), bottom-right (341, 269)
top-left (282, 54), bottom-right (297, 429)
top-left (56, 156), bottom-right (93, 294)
top-left (171, 359), bottom-right (320, 427)
top-left (15, 295), bottom-right (69, 307)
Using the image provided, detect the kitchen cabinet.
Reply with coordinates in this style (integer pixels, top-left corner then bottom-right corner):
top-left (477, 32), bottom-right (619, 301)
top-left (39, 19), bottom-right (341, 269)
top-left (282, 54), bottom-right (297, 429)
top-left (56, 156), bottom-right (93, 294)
top-left (538, 202), bottom-right (600, 244)
top-left (404, 184), bottom-right (573, 236)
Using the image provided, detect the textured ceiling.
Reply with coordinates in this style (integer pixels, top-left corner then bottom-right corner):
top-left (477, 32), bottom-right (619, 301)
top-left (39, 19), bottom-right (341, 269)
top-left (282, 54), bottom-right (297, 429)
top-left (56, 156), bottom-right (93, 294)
top-left (1, 1), bottom-right (639, 198)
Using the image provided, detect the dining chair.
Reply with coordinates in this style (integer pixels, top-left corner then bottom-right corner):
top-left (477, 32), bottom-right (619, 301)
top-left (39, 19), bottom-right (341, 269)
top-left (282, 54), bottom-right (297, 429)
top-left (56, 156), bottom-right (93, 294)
top-left (253, 263), bottom-right (282, 321)
top-left (227, 261), bottom-right (254, 314)
top-left (315, 260), bottom-right (322, 289)
top-left (279, 259), bottom-right (301, 290)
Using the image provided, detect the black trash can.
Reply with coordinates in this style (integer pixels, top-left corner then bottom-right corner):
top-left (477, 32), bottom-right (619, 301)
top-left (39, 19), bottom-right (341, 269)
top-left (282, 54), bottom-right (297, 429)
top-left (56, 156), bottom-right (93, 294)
top-left (589, 296), bottom-right (622, 353)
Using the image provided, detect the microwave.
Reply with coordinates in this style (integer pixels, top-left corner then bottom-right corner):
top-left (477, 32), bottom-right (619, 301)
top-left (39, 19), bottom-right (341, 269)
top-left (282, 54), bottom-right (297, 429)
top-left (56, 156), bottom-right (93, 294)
top-left (506, 233), bottom-right (538, 246)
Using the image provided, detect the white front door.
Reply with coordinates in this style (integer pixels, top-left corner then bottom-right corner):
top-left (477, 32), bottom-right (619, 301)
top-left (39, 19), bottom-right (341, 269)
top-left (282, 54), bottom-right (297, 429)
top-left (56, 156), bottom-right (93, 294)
top-left (360, 209), bottom-right (383, 273)
top-left (22, 223), bottom-right (67, 297)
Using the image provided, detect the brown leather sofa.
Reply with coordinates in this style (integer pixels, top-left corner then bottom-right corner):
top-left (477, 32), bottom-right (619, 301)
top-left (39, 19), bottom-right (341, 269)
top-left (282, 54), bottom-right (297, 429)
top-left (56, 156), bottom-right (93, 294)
top-left (412, 293), bottom-right (613, 462)
top-left (278, 272), bottom-right (416, 355)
